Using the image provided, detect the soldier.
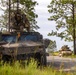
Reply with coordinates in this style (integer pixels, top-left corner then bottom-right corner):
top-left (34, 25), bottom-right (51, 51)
top-left (10, 10), bottom-right (30, 32)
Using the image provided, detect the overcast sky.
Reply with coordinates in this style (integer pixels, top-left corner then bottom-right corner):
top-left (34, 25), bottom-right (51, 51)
top-left (35, 0), bottom-right (73, 50)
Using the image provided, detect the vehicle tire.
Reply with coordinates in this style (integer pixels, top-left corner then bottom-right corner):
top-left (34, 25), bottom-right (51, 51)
top-left (2, 55), bottom-right (12, 63)
top-left (34, 53), bottom-right (47, 66)
top-left (41, 55), bottom-right (47, 66)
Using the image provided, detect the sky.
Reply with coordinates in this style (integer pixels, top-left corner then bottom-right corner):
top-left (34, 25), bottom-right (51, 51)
top-left (0, 0), bottom-right (73, 50)
top-left (34, 0), bottom-right (73, 50)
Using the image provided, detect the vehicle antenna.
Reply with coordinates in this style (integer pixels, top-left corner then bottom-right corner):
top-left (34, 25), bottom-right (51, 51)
top-left (8, 0), bottom-right (11, 32)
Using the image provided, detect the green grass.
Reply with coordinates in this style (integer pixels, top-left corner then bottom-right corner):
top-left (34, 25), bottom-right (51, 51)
top-left (51, 52), bottom-right (59, 56)
top-left (63, 54), bottom-right (76, 58)
top-left (0, 59), bottom-right (75, 75)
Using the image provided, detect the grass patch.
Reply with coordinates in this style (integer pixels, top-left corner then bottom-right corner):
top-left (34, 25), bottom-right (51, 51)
top-left (63, 54), bottom-right (76, 58)
top-left (0, 59), bottom-right (75, 75)
top-left (51, 52), bottom-right (59, 56)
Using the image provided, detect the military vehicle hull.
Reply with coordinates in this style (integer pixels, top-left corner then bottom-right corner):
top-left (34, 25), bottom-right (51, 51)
top-left (0, 32), bottom-right (49, 65)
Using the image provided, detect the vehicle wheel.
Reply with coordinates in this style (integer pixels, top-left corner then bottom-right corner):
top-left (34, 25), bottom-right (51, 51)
top-left (41, 55), bottom-right (47, 66)
top-left (2, 55), bottom-right (12, 63)
top-left (34, 53), bottom-right (41, 65)
top-left (34, 53), bottom-right (47, 66)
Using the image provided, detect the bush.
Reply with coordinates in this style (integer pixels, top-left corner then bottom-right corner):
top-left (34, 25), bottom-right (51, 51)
top-left (0, 59), bottom-right (75, 75)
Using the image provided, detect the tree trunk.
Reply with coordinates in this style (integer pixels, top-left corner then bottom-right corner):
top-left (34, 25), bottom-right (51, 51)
top-left (72, 4), bottom-right (76, 55)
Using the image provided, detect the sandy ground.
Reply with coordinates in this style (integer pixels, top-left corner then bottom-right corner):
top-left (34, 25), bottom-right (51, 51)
top-left (47, 56), bottom-right (76, 72)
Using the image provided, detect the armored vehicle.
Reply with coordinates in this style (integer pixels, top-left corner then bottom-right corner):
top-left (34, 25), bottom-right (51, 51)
top-left (0, 31), bottom-right (49, 65)
top-left (59, 45), bottom-right (72, 57)
top-left (0, 0), bottom-right (50, 65)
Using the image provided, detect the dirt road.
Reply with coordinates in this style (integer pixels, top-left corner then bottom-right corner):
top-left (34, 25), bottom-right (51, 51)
top-left (47, 56), bottom-right (76, 71)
